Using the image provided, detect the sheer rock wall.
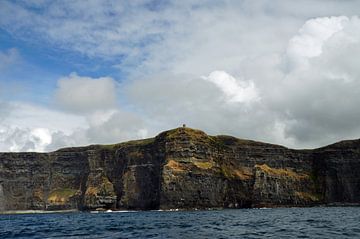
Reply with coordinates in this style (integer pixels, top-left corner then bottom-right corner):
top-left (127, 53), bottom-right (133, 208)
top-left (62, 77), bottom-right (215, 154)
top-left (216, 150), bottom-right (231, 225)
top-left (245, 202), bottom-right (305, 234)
top-left (0, 128), bottom-right (359, 211)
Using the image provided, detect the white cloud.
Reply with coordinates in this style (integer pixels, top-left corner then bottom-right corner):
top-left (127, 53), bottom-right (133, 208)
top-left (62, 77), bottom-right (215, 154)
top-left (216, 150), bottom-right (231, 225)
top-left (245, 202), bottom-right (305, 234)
top-left (288, 16), bottom-right (348, 58)
top-left (0, 0), bottom-right (173, 62)
top-left (0, 126), bottom-right (51, 152)
top-left (125, 15), bottom-right (360, 149)
top-left (285, 16), bottom-right (349, 71)
top-left (0, 101), bottom-right (87, 152)
top-left (1, 2), bottom-right (360, 151)
top-left (272, 16), bottom-right (360, 147)
top-left (84, 110), bottom-right (147, 144)
top-left (125, 71), bottom-right (278, 146)
top-left (55, 73), bottom-right (117, 113)
top-left (2, 101), bottom-right (87, 132)
top-left (202, 71), bottom-right (260, 104)
top-left (0, 101), bottom-right (147, 152)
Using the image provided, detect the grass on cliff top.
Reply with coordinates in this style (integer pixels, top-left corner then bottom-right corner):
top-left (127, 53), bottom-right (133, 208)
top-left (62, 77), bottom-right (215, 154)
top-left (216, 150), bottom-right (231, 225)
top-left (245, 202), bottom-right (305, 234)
top-left (160, 127), bottom-right (231, 150)
top-left (47, 188), bottom-right (78, 204)
top-left (214, 135), bottom-right (289, 149)
top-left (162, 127), bottom-right (208, 139)
top-left (255, 164), bottom-right (309, 179)
top-left (100, 137), bottom-right (155, 150)
top-left (52, 126), bottom-right (292, 153)
top-left (161, 127), bottom-right (290, 151)
top-left (101, 127), bottom-right (214, 150)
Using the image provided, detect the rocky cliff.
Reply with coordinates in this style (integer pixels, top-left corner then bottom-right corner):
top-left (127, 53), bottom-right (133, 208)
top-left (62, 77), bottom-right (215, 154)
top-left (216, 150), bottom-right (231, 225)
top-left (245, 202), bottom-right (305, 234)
top-left (0, 127), bottom-right (359, 211)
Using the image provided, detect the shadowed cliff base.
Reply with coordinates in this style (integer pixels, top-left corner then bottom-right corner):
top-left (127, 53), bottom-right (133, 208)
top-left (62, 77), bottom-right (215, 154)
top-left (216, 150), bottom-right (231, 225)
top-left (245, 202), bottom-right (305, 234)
top-left (0, 127), bottom-right (359, 212)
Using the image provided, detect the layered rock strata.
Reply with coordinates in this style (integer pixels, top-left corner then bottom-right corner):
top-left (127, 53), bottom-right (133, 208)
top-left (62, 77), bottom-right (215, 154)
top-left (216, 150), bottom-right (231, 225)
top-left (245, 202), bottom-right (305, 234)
top-left (0, 127), bottom-right (359, 211)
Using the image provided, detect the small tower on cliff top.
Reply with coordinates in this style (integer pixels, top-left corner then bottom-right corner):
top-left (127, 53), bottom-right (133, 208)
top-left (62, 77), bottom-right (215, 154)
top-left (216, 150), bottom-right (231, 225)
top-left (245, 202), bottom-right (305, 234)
top-left (182, 124), bottom-right (186, 128)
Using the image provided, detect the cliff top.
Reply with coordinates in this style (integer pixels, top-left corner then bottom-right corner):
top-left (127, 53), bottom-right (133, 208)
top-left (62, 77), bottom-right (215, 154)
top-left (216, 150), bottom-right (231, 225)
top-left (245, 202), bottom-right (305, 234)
top-left (2, 126), bottom-right (359, 154)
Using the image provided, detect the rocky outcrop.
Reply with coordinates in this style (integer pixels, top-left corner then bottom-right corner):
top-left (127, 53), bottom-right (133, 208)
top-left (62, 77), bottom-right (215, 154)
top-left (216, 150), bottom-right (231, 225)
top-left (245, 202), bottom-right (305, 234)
top-left (0, 127), bottom-right (359, 211)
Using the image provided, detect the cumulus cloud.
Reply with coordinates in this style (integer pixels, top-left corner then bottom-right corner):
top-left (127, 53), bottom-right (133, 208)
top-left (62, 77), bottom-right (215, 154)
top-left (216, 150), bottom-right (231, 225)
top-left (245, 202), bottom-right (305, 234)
top-left (285, 16), bottom-right (349, 71)
top-left (0, 126), bottom-right (34, 152)
top-left (0, 101), bottom-right (87, 152)
top-left (1, 1), bottom-right (360, 151)
top-left (1, 101), bottom-right (87, 132)
top-left (125, 71), bottom-right (279, 145)
top-left (85, 110), bottom-right (147, 144)
top-left (202, 71), bottom-right (260, 104)
top-left (288, 16), bottom-right (348, 58)
top-left (55, 73), bottom-right (117, 113)
top-left (281, 17), bottom-right (360, 144)
top-left (0, 126), bottom-right (73, 152)
top-left (0, 126), bottom-right (56, 152)
top-left (45, 108), bottom-right (147, 151)
top-left (0, 101), bottom-right (147, 152)
top-left (0, 72), bottom-right (147, 152)
top-left (125, 15), bottom-right (360, 148)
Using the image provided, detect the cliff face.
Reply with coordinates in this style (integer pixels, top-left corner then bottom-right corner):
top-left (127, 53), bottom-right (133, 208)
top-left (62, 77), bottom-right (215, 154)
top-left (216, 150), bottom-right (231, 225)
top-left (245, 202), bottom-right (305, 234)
top-left (0, 127), bottom-right (359, 211)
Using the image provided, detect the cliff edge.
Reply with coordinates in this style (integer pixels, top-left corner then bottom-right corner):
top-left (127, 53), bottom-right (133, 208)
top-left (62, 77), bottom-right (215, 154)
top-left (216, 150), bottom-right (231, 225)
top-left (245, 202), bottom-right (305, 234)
top-left (0, 127), bottom-right (359, 211)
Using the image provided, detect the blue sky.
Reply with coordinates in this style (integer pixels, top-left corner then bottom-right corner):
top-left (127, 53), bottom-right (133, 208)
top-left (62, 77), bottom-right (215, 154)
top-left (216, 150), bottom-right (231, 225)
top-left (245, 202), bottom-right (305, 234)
top-left (0, 27), bottom-right (123, 104)
top-left (1, 0), bottom-right (360, 152)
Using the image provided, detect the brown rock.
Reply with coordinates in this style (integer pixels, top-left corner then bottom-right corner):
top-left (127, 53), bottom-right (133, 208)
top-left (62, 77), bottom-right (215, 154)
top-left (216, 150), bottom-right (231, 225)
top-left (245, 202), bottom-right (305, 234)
top-left (0, 127), bottom-right (359, 211)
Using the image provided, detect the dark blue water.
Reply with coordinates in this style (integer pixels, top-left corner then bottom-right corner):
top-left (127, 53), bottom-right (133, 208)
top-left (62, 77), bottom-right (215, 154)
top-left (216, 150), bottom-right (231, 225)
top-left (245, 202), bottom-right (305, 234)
top-left (1, 207), bottom-right (359, 238)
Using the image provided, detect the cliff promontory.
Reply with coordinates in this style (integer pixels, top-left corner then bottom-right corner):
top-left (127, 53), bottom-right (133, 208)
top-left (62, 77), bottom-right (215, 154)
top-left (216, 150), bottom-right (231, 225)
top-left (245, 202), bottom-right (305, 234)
top-left (0, 127), bottom-right (359, 211)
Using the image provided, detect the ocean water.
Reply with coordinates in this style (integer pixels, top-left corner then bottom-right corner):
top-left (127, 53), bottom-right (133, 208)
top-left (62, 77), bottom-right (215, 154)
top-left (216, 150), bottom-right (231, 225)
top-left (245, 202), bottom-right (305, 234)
top-left (1, 207), bottom-right (359, 238)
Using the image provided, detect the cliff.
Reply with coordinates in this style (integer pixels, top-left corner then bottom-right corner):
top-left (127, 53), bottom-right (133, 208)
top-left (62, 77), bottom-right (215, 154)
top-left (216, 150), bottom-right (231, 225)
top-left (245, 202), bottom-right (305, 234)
top-left (0, 127), bottom-right (359, 211)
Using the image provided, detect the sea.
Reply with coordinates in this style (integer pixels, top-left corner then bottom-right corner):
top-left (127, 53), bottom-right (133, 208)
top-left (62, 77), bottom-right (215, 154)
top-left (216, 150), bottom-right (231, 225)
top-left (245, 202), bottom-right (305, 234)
top-left (1, 207), bottom-right (359, 238)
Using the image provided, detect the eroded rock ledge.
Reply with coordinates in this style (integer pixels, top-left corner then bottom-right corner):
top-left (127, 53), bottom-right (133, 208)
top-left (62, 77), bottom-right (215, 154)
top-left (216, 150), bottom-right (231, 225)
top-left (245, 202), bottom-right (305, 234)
top-left (0, 127), bottom-right (359, 211)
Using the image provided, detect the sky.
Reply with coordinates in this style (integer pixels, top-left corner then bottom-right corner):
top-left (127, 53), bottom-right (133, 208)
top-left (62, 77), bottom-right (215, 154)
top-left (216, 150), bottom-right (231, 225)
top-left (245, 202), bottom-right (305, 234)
top-left (1, 0), bottom-right (360, 152)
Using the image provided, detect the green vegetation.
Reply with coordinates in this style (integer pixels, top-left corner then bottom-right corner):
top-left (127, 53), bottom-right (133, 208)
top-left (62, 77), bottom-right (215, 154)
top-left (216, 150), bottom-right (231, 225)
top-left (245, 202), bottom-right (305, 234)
top-left (101, 176), bottom-right (116, 195)
top-left (220, 165), bottom-right (253, 180)
top-left (295, 191), bottom-right (321, 202)
top-left (164, 127), bottom-right (208, 140)
top-left (255, 164), bottom-right (309, 180)
top-left (100, 137), bottom-right (155, 150)
top-left (215, 135), bottom-right (262, 146)
top-left (165, 159), bottom-right (185, 172)
top-left (194, 161), bottom-right (214, 170)
top-left (161, 127), bottom-right (231, 151)
top-left (47, 188), bottom-right (78, 204)
top-left (86, 176), bottom-right (116, 196)
top-left (220, 165), bottom-right (235, 179)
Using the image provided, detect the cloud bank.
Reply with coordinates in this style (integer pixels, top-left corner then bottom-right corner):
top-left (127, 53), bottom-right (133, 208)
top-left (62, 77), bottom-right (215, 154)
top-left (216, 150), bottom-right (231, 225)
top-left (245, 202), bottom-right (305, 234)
top-left (55, 73), bottom-right (117, 113)
top-left (1, 1), bottom-right (360, 151)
